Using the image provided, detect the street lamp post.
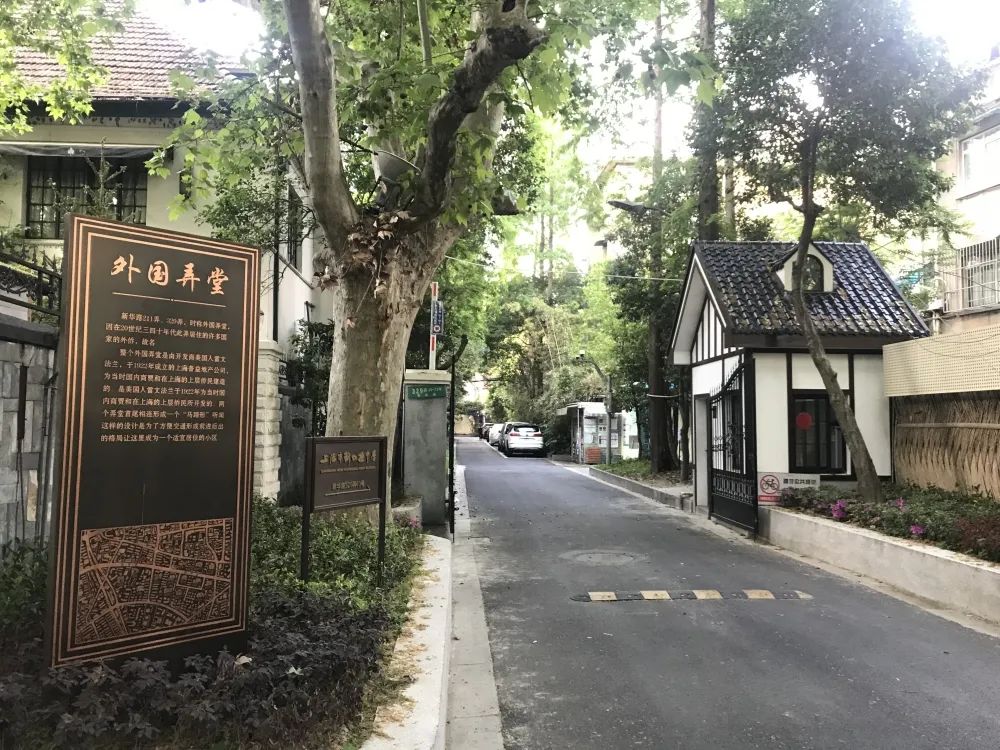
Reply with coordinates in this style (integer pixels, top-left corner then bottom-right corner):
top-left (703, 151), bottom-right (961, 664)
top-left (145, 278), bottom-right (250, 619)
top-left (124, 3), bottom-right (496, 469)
top-left (607, 199), bottom-right (669, 473)
top-left (577, 351), bottom-right (613, 465)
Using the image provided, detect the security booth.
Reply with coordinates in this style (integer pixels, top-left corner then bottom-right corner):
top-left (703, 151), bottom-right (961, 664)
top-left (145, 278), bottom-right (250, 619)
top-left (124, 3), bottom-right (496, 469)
top-left (559, 401), bottom-right (620, 464)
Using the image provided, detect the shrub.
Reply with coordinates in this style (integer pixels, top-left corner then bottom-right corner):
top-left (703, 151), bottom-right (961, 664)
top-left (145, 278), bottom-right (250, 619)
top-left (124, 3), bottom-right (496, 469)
top-left (0, 541), bottom-right (47, 674)
top-left (954, 516), bottom-right (1000, 563)
top-left (0, 498), bottom-right (423, 748)
top-left (597, 458), bottom-right (653, 479)
top-left (780, 483), bottom-right (1000, 564)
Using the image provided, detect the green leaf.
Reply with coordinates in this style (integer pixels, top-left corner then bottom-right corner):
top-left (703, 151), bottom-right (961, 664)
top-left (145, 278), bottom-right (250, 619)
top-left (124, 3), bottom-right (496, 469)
top-left (538, 46), bottom-right (558, 67)
top-left (696, 77), bottom-right (717, 106)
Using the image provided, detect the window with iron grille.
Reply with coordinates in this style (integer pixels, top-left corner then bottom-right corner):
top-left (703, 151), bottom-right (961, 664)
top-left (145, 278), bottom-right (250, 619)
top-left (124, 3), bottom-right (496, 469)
top-left (959, 241), bottom-right (1000, 310)
top-left (790, 392), bottom-right (846, 474)
top-left (25, 156), bottom-right (148, 240)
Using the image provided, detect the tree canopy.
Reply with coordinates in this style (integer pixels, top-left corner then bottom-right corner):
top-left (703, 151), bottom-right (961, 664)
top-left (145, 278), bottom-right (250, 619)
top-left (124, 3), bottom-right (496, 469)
top-left (1, 0), bottom-right (131, 135)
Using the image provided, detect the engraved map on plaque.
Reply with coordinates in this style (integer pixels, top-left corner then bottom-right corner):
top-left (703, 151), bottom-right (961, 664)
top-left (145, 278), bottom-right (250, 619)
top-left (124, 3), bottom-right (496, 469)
top-left (74, 519), bottom-right (234, 645)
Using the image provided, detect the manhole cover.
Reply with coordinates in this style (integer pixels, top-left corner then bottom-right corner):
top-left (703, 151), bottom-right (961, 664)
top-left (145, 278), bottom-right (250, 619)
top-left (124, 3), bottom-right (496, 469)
top-left (559, 549), bottom-right (640, 566)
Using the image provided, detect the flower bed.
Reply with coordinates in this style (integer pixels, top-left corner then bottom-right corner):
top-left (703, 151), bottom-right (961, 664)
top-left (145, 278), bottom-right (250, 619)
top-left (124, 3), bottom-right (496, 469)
top-left (780, 484), bottom-right (1000, 563)
top-left (594, 458), bottom-right (684, 486)
top-left (0, 498), bottom-right (423, 749)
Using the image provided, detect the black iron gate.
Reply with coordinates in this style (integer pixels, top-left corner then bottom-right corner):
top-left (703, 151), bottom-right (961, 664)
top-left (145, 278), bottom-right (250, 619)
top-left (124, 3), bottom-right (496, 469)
top-left (707, 360), bottom-right (757, 533)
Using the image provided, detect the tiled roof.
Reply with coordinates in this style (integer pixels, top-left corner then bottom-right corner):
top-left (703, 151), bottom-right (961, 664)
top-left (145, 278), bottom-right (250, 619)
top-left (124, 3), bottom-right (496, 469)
top-left (694, 241), bottom-right (928, 340)
top-left (15, 8), bottom-right (209, 101)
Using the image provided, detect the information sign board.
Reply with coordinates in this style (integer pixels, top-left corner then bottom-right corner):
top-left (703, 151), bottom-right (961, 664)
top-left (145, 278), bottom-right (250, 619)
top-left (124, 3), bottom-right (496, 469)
top-left (47, 215), bottom-right (259, 667)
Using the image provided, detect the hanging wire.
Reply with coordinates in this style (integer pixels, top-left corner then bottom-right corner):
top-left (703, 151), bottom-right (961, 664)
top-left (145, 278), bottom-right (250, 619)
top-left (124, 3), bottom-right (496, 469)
top-left (443, 253), bottom-right (683, 283)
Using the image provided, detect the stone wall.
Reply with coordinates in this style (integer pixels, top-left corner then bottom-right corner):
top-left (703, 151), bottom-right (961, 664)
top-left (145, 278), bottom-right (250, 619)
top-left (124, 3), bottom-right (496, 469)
top-left (0, 317), bottom-right (58, 548)
top-left (254, 340), bottom-right (282, 499)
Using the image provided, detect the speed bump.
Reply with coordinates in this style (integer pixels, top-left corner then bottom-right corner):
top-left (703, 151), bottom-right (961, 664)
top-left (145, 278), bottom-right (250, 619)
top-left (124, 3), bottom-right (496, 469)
top-left (572, 589), bottom-right (812, 603)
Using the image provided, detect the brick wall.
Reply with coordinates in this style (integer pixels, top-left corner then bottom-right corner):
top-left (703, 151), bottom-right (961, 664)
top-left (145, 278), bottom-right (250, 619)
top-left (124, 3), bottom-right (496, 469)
top-left (0, 336), bottom-right (57, 548)
top-left (254, 340), bottom-right (282, 498)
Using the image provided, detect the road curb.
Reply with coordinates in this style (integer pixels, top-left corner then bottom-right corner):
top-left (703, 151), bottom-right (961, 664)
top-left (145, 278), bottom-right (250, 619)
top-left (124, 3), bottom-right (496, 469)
top-left (760, 506), bottom-right (1000, 628)
top-left (587, 466), bottom-right (695, 513)
top-left (362, 534), bottom-right (452, 750)
top-left (447, 464), bottom-right (505, 749)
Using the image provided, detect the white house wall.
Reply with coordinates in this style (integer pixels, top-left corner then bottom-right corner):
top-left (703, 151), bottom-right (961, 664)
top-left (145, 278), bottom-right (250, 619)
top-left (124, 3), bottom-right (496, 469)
top-left (691, 299), bottom-right (739, 365)
top-left (258, 235), bottom-right (317, 350)
top-left (0, 120), bottom-right (202, 238)
top-left (0, 119), bottom-right (321, 352)
top-left (754, 352), bottom-right (891, 477)
top-left (791, 354), bottom-right (848, 389)
top-left (754, 353), bottom-right (790, 473)
top-left (692, 354), bottom-right (742, 396)
top-left (852, 355), bottom-right (891, 475)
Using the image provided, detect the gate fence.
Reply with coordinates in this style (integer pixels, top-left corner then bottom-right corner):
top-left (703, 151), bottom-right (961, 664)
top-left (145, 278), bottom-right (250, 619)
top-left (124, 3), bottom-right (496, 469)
top-left (707, 359), bottom-right (758, 533)
top-left (0, 246), bottom-right (61, 552)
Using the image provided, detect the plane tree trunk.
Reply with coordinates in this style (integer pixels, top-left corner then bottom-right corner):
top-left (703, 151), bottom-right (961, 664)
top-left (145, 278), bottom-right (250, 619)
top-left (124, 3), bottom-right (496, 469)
top-left (281, 0), bottom-right (544, 510)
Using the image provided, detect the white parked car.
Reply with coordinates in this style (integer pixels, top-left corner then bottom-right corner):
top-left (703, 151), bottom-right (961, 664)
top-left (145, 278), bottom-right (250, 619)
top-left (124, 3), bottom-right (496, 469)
top-left (501, 423), bottom-right (546, 457)
top-left (488, 422), bottom-right (505, 446)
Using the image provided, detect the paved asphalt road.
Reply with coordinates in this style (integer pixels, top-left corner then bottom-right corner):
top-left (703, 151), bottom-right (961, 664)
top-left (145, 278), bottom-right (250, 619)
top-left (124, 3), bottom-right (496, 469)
top-left (458, 437), bottom-right (1000, 750)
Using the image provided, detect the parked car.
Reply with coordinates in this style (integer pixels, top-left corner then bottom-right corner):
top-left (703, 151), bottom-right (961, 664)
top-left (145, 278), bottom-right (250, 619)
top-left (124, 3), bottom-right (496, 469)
top-left (497, 421), bottom-right (521, 451)
top-left (501, 423), bottom-right (546, 457)
top-left (498, 421), bottom-right (532, 452)
top-left (488, 422), bottom-right (505, 446)
top-left (480, 422), bottom-right (493, 440)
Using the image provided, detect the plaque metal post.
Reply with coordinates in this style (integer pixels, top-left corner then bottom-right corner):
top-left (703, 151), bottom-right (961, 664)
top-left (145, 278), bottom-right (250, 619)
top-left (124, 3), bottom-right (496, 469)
top-left (300, 437), bottom-right (315, 582)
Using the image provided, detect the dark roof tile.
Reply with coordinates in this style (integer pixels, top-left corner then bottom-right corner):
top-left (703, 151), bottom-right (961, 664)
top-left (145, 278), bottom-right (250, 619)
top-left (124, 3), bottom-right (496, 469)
top-left (694, 241), bottom-right (927, 340)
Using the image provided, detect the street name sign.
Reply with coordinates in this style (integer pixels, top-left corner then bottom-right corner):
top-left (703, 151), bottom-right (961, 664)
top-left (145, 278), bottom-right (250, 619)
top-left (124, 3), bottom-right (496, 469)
top-left (301, 436), bottom-right (388, 582)
top-left (406, 383), bottom-right (448, 400)
top-left (47, 215), bottom-right (260, 668)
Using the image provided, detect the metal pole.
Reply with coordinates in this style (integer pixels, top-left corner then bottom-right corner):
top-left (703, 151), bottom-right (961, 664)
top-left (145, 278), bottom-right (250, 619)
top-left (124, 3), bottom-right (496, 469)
top-left (448, 359), bottom-right (456, 533)
top-left (429, 281), bottom-right (438, 370)
top-left (300, 438), bottom-right (314, 582)
top-left (607, 373), bottom-right (613, 465)
top-left (445, 335), bottom-right (467, 535)
top-left (376, 495), bottom-right (387, 587)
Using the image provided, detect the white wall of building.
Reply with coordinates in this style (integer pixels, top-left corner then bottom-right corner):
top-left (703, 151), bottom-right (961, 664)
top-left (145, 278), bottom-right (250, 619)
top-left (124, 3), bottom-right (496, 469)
top-left (0, 119), bottom-right (203, 238)
top-left (754, 353), bottom-right (790, 473)
top-left (852, 355), bottom-right (891, 476)
top-left (691, 354), bottom-right (742, 396)
top-left (754, 352), bottom-right (891, 477)
top-left (258, 235), bottom-right (317, 351)
top-left (0, 118), bottom-right (321, 352)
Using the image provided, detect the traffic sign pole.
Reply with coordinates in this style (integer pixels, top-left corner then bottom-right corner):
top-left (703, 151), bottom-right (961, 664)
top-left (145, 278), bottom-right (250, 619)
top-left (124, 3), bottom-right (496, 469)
top-left (429, 281), bottom-right (439, 370)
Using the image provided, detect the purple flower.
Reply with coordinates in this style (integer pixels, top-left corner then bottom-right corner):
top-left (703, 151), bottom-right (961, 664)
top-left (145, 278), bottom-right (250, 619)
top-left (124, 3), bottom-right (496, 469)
top-left (895, 498), bottom-right (907, 510)
top-left (407, 516), bottom-right (421, 529)
top-left (830, 499), bottom-right (848, 521)
top-left (910, 524), bottom-right (926, 538)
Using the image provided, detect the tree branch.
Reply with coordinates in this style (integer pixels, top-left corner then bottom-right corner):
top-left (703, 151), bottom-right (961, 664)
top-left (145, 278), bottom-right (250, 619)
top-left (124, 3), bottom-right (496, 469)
top-left (282, 0), bottom-right (358, 254)
top-left (416, 0), bottom-right (433, 69)
top-left (413, 0), bottom-right (544, 220)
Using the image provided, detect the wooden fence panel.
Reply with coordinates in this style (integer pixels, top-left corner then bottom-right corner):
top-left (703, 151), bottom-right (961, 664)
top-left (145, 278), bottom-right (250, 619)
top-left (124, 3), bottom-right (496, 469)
top-left (893, 392), bottom-right (1000, 499)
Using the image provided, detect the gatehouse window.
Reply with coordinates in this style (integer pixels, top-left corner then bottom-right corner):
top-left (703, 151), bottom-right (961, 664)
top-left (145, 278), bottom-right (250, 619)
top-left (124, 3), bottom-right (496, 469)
top-left (790, 391), bottom-right (846, 474)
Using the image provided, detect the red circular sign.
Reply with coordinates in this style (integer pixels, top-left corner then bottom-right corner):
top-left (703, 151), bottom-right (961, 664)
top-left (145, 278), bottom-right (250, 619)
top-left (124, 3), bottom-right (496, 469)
top-left (795, 412), bottom-right (814, 431)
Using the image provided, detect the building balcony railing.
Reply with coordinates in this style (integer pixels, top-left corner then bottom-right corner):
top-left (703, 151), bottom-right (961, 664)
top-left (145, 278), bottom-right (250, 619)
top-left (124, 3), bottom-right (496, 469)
top-left (0, 244), bottom-right (61, 317)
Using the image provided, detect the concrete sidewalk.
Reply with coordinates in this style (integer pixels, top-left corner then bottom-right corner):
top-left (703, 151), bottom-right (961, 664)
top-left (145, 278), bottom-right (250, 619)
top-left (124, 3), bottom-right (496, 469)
top-left (363, 534), bottom-right (452, 750)
top-left (446, 465), bottom-right (504, 749)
